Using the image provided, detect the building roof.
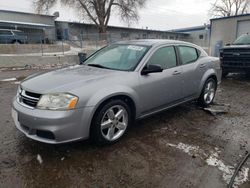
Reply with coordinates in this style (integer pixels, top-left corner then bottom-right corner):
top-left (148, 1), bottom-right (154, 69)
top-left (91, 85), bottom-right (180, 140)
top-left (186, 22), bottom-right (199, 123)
top-left (56, 21), bottom-right (189, 36)
top-left (170, 25), bottom-right (210, 33)
top-left (0, 20), bottom-right (54, 28)
top-left (0, 9), bottom-right (56, 17)
top-left (210, 13), bottom-right (250, 21)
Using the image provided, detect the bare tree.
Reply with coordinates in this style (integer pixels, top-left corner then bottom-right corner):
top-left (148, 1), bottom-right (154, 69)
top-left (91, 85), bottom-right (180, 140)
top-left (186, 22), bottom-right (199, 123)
top-left (34, 0), bottom-right (147, 33)
top-left (210, 0), bottom-right (250, 17)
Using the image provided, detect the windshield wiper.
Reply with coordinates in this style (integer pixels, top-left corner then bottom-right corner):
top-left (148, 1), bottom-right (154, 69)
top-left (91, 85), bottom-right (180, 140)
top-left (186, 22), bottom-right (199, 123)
top-left (233, 43), bottom-right (248, 45)
top-left (87, 64), bottom-right (110, 69)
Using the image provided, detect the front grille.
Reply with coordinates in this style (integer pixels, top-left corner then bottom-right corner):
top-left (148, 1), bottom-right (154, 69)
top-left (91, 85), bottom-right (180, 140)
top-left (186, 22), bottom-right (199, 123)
top-left (221, 48), bottom-right (250, 68)
top-left (36, 130), bottom-right (55, 140)
top-left (19, 89), bottom-right (41, 108)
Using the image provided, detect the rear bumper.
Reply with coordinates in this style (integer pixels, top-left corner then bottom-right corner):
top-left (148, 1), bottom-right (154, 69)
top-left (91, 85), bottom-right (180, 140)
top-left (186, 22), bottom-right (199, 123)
top-left (12, 97), bottom-right (94, 144)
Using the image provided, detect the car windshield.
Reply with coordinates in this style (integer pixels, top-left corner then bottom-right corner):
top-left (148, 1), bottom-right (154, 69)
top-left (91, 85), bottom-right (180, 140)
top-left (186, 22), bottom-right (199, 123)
top-left (84, 44), bottom-right (149, 71)
top-left (233, 34), bottom-right (250, 45)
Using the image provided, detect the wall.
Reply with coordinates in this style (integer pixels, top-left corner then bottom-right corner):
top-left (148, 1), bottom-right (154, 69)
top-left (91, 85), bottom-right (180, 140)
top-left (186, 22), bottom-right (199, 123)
top-left (0, 55), bottom-right (78, 68)
top-left (0, 10), bottom-right (56, 41)
top-left (210, 14), bottom-right (250, 56)
top-left (55, 21), bottom-right (190, 43)
top-left (0, 10), bottom-right (55, 26)
top-left (0, 44), bottom-right (70, 54)
top-left (188, 30), bottom-right (210, 49)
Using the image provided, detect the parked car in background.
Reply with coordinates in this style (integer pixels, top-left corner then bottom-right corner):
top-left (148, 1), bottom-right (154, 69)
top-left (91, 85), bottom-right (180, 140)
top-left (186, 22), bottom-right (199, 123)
top-left (220, 34), bottom-right (250, 76)
top-left (0, 29), bottom-right (27, 44)
top-left (12, 40), bottom-right (222, 145)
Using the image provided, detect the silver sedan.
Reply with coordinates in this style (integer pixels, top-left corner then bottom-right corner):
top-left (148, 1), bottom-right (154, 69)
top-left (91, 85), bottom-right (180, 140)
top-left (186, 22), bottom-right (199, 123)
top-left (12, 40), bottom-right (222, 145)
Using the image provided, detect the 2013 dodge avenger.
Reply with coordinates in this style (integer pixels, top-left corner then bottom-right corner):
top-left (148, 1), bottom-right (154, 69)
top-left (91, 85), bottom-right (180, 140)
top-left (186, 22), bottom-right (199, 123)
top-left (12, 40), bottom-right (222, 145)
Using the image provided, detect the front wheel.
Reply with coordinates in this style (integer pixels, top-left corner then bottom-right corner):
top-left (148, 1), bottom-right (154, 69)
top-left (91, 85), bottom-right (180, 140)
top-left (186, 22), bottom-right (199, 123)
top-left (90, 99), bottom-right (131, 145)
top-left (198, 78), bottom-right (217, 107)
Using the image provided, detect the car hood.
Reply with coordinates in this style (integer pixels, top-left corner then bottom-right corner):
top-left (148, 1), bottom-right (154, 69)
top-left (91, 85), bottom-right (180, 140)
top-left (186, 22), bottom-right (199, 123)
top-left (221, 44), bottom-right (250, 49)
top-left (21, 65), bottom-right (121, 94)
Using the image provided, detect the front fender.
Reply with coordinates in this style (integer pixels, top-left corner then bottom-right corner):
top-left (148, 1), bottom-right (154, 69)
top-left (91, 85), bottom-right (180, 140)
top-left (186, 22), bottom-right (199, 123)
top-left (85, 85), bottom-right (140, 116)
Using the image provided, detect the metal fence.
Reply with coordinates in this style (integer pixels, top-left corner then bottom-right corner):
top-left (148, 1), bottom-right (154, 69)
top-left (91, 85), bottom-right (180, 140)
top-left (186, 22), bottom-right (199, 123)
top-left (66, 33), bottom-right (119, 50)
top-left (66, 32), bottom-right (192, 51)
top-left (0, 32), bottom-right (69, 55)
top-left (0, 31), bottom-right (193, 56)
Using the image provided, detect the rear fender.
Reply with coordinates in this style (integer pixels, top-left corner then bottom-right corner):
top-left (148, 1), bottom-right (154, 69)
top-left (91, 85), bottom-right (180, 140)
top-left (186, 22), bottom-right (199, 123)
top-left (198, 69), bottom-right (217, 96)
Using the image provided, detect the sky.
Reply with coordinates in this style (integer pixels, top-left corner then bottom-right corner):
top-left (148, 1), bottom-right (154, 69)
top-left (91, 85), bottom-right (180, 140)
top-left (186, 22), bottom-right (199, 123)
top-left (0, 0), bottom-right (214, 30)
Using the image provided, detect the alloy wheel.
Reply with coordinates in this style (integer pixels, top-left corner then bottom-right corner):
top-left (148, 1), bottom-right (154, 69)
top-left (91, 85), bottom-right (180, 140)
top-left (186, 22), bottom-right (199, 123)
top-left (203, 80), bottom-right (216, 104)
top-left (100, 105), bottom-right (128, 141)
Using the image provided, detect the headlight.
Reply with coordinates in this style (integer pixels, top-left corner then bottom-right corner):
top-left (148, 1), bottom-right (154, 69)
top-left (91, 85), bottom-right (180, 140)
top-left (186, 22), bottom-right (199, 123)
top-left (37, 93), bottom-right (78, 110)
top-left (16, 85), bottom-right (22, 97)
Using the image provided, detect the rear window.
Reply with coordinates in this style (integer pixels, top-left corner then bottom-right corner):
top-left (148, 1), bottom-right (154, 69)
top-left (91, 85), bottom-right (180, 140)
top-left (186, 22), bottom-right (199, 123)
top-left (178, 46), bottom-right (198, 65)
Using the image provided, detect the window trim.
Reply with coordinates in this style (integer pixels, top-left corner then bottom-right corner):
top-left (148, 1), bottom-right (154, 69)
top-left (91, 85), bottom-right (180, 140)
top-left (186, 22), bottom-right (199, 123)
top-left (145, 45), bottom-right (179, 71)
top-left (177, 45), bottom-right (200, 65)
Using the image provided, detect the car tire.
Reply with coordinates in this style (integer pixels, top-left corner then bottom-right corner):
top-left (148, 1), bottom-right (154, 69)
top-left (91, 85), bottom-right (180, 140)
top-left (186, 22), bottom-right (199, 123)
top-left (90, 99), bottom-right (132, 145)
top-left (12, 40), bottom-right (21, 44)
top-left (198, 78), bottom-right (217, 107)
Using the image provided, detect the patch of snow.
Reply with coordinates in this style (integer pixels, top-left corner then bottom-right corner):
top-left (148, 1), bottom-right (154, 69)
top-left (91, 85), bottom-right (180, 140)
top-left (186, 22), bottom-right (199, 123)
top-left (168, 142), bottom-right (249, 188)
top-left (36, 154), bottom-right (43, 164)
top-left (168, 143), bottom-right (200, 156)
top-left (13, 81), bottom-right (21, 85)
top-left (0, 78), bottom-right (17, 82)
top-left (206, 155), bottom-right (249, 188)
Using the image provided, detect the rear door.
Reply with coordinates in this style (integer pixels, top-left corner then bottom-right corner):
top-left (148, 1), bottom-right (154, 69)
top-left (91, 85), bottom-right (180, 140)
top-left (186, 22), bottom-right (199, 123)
top-left (177, 45), bottom-right (205, 99)
top-left (138, 45), bottom-right (183, 114)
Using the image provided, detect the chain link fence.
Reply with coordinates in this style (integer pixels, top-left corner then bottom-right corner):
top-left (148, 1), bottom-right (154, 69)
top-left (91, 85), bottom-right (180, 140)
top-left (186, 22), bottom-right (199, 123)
top-left (0, 32), bottom-right (70, 55)
top-left (66, 32), bottom-right (192, 54)
top-left (0, 30), bottom-right (193, 56)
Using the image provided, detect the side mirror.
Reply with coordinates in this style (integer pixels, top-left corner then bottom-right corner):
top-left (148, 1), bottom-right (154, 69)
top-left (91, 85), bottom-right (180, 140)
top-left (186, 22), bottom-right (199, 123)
top-left (225, 43), bottom-right (231, 46)
top-left (141, 64), bottom-right (163, 75)
top-left (78, 53), bottom-right (87, 65)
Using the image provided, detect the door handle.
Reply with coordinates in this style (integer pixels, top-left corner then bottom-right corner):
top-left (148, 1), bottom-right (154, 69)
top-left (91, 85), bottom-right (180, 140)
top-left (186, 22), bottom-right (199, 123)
top-left (173, 70), bottom-right (181, 75)
top-left (200, 63), bottom-right (206, 68)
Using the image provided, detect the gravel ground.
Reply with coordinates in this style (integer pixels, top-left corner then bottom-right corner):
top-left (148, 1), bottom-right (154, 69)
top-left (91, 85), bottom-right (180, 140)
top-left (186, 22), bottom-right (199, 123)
top-left (0, 70), bottom-right (249, 188)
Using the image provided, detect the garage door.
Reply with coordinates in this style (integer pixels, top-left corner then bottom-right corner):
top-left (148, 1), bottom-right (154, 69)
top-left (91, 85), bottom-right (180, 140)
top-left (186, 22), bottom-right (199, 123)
top-left (237, 20), bottom-right (250, 38)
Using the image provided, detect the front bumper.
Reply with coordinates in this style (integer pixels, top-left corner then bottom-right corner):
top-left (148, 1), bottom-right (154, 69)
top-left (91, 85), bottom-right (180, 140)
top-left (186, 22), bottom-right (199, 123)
top-left (12, 98), bottom-right (94, 144)
top-left (222, 64), bottom-right (250, 73)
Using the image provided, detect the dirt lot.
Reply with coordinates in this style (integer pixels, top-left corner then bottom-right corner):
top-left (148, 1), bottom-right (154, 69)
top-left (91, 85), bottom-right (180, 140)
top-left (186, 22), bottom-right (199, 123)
top-left (0, 69), bottom-right (249, 188)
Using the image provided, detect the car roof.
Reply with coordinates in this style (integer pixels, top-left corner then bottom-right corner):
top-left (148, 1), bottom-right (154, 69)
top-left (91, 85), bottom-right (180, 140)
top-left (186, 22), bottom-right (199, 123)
top-left (0, 29), bottom-right (22, 32)
top-left (115, 39), bottom-right (193, 47)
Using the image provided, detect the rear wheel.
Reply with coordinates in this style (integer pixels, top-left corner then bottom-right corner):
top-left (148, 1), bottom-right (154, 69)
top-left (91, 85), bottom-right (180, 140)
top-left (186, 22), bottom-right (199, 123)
top-left (90, 99), bottom-right (131, 145)
top-left (198, 78), bottom-right (217, 107)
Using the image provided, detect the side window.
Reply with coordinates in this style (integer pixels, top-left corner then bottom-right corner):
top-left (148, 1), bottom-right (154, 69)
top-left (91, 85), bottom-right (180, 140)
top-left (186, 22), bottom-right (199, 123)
top-left (0, 30), bottom-right (12, 35)
top-left (178, 46), bottom-right (198, 65)
top-left (147, 46), bottom-right (177, 69)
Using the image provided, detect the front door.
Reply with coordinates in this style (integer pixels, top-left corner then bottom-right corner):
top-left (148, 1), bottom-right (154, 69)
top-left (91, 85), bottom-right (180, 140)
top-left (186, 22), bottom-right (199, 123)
top-left (137, 46), bottom-right (183, 115)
